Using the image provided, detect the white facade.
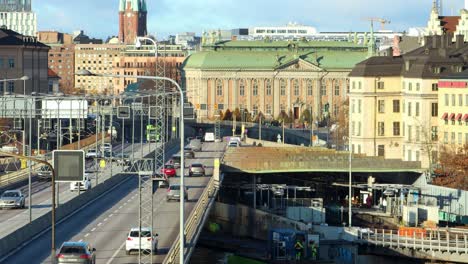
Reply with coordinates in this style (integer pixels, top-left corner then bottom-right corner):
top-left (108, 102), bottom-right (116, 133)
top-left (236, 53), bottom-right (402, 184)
top-left (250, 22), bottom-right (317, 38)
top-left (0, 11), bottom-right (36, 36)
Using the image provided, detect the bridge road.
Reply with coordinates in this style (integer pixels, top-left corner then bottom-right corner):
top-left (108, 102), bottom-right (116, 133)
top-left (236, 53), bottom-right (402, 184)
top-left (1, 142), bottom-right (225, 264)
top-left (0, 142), bottom-right (156, 240)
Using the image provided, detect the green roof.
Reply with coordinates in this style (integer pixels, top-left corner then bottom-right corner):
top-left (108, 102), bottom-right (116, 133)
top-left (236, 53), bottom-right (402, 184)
top-left (183, 50), bottom-right (367, 70)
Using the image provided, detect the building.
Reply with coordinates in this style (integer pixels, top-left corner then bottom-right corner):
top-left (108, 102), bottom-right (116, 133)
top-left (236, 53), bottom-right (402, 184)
top-left (349, 34), bottom-right (468, 169)
top-left (0, 0), bottom-right (36, 36)
top-left (72, 30), bottom-right (103, 44)
top-left (438, 71), bottom-right (468, 149)
top-left (0, 28), bottom-right (49, 95)
top-left (182, 40), bottom-right (369, 121)
top-left (113, 43), bottom-right (187, 93)
top-left (47, 68), bottom-right (60, 94)
top-left (118, 0), bottom-right (147, 44)
top-left (74, 44), bottom-right (123, 94)
top-left (425, 0), bottom-right (468, 42)
top-left (38, 31), bottom-right (75, 93)
top-left (174, 32), bottom-right (200, 50)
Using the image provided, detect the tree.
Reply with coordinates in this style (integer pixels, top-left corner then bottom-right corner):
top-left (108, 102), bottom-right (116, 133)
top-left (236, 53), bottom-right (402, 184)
top-left (432, 145), bottom-right (468, 190)
top-left (233, 108), bottom-right (241, 121)
top-left (254, 111), bottom-right (264, 123)
top-left (331, 99), bottom-right (349, 149)
top-left (223, 109), bottom-right (232, 121)
top-left (300, 109), bottom-right (312, 123)
top-left (277, 111), bottom-right (292, 124)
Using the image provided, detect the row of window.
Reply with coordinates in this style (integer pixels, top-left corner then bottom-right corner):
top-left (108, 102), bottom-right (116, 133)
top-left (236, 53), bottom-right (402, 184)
top-left (351, 81), bottom-right (439, 92)
top-left (0, 81), bottom-right (15, 93)
top-left (443, 132), bottom-right (468, 145)
top-left (443, 93), bottom-right (468, 107)
top-left (0, 58), bottom-right (15, 68)
top-left (255, 29), bottom-right (308, 34)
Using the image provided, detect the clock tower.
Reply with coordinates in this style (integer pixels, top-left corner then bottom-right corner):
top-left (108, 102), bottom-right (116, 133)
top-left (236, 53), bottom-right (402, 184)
top-left (118, 0), bottom-right (147, 44)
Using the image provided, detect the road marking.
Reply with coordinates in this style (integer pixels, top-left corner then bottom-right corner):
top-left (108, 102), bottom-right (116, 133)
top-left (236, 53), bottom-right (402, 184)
top-left (124, 203), bottom-right (127, 206)
top-left (119, 206), bottom-right (123, 209)
top-left (106, 241), bottom-right (126, 264)
top-left (109, 214), bottom-right (114, 217)
top-left (91, 228), bottom-right (96, 232)
top-left (104, 218), bottom-right (108, 222)
top-left (97, 222), bottom-right (102, 227)
top-left (114, 210), bottom-right (119, 214)
top-left (84, 233), bottom-right (90, 238)
top-left (127, 199), bottom-right (131, 202)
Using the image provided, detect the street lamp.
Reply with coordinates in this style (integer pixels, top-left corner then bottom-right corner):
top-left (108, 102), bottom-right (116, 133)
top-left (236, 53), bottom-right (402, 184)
top-left (344, 136), bottom-right (352, 227)
top-left (75, 69), bottom-right (186, 263)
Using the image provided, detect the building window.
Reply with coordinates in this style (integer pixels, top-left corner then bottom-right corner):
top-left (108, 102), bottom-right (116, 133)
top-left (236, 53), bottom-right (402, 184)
top-left (216, 80), bottom-right (223, 96)
top-left (280, 79), bottom-right (286, 96)
top-left (357, 121), bottom-right (361, 136)
top-left (408, 83), bottom-right (412, 91)
top-left (415, 102), bottom-right (420, 117)
top-left (432, 83), bottom-right (438, 91)
top-left (351, 121), bottom-right (355, 136)
top-left (416, 83), bottom-right (420, 91)
top-left (431, 126), bottom-right (438, 141)
top-left (459, 94), bottom-right (463, 106)
top-left (252, 105), bottom-right (258, 116)
top-left (239, 80), bottom-right (245, 96)
top-left (280, 104), bottom-right (285, 113)
top-left (334, 82), bottom-right (340, 95)
top-left (266, 104), bottom-right (272, 115)
top-left (252, 80), bottom-right (258, 96)
top-left (7, 81), bottom-right (14, 93)
top-left (444, 132), bottom-right (448, 144)
top-left (408, 125), bottom-right (412, 141)
top-left (358, 81), bottom-right (362, 90)
top-left (407, 150), bottom-right (412, 161)
top-left (458, 132), bottom-right (463, 145)
top-left (444, 94), bottom-right (449, 106)
top-left (393, 122), bottom-right (400, 136)
top-left (377, 81), bottom-right (384, 89)
top-left (431, 103), bottom-right (438, 117)
top-left (378, 145), bottom-right (385, 157)
top-left (352, 81), bottom-right (355, 90)
top-left (218, 104), bottom-right (224, 110)
top-left (408, 102), bottom-right (412, 116)
top-left (0, 82), bottom-right (3, 94)
top-left (307, 80), bottom-right (313, 96)
top-left (358, 99), bottom-right (362, 113)
top-left (451, 132), bottom-right (456, 145)
top-left (293, 79), bottom-right (299, 96)
top-left (378, 100), bottom-right (385, 113)
top-left (393, 100), bottom-right (400, 113)
top-left (378, 122), bottom-right (385, 136)
top-left (266, 79), bottom-right (272, 96)
top-left (416, 127), bottom-right (420, 142)
top-left (0, 58), bottom-right (4, 68)
top-left (320, 81), bottom-right (326, 96)
top-left (8, 58), bottom-right (14, 68)
top-left (351, 100), bottom-right (355, 113)
top-left (402, 122), bottom-right (405, 136)
top-left (452, 94), bottom-right (456, 106)
top-left (416, 151), bottom-right (420, 161)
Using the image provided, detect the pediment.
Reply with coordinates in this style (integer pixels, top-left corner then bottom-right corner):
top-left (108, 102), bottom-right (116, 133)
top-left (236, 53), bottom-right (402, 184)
top-left (276, 58), bottom-right (322, 71)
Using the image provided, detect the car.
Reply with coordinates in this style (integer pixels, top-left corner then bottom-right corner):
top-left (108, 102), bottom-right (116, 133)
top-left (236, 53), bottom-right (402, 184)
top-left (100, 143), bottom-right (112, 152)
top-left (188, 139), bottom-right (202, 152)
top-left (166, 184), bottom-right (188, 202)
top-left (125, 227), bottom-right (158, 255)
top-left (228, 141), bottom-right (240, 147)
top-left (113, 153), bottom-right (131, 166)
top-left (204, 132), bottom-right (215, 142)
top-left (189, 163), bottom-right (205, 177)
top-left (37, 165), bottom-right (52, 181)
top-left (161, 164), bottom-right (176, 177)
top-left (70, 173), bottom-right (92, 192)
top-left (170, 155), bottom-right (181, 169)
top-left (0, 190), bottom-right (25, 209)
top-left (184, 148), bottom-right (195, 159)
top-left (102, 150), bottom-right (112, 158)
top-left (56, 241), bottom-right (96, 264)
top-left (85, 149), bottom-right (101, 159)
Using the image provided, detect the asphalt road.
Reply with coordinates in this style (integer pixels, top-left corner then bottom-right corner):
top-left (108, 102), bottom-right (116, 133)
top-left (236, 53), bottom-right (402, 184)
top-left (1, 141), bottom-right (225, 264)
top-left (0, 142), bottom-right (156, 240)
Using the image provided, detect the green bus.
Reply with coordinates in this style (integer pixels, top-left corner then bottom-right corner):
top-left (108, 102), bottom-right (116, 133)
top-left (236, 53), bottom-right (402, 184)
top-left (146, 124), bottom-right (161, 142)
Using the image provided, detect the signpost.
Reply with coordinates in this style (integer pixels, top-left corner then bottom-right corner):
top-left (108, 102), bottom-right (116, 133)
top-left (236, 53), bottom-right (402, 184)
top-left (52, 150), bottom-right (85, 182)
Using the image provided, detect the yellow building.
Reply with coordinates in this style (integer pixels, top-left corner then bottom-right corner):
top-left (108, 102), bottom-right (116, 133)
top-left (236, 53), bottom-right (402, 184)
top-left (438, 73), bottom-right (468, 150)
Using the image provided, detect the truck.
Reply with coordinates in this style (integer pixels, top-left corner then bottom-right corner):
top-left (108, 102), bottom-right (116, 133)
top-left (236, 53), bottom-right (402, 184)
top-left (146, 124), bottom-right (160, 142)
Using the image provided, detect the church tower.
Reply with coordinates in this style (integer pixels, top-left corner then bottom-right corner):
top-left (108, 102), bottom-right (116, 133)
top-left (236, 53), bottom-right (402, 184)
top-left (118, 0), bottom-right (147, 44)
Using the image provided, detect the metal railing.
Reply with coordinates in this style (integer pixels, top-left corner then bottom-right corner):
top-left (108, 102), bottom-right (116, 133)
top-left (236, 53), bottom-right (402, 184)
top-left (357, 228), bottom-right (468, 255)
top-left (163, 175), bottom-right (218, 264)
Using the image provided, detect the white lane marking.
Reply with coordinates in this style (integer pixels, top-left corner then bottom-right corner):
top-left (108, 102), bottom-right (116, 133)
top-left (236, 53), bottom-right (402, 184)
top-left (109, 214), bottom-right (114, 217)
top-left (106, 241), bottom-right (126, 264)
top-left (104, 218), bottom-right (108, 222)
top-left (84, 233), bottom-right (90, 238)
top-left (118, 206), bottom-right (123, 209)
top-left (114, 210), bottom-right (119, 214)
top-left (124, 203), bottom-right (127, 206)
top-left (91, 228), bottom-right (96, 232)
top-left (127, 199), bottom-right (131, 202)
top-left (97, 222), bottom-right (102, 227)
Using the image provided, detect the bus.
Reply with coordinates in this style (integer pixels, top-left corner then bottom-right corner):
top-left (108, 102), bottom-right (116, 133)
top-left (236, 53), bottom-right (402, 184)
top-left (146, 124), bottom-right (160, 142)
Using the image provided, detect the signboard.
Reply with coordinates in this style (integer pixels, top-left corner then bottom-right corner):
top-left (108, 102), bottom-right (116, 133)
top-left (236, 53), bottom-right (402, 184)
top-left (183, 103), bottom-right (195, 120)
top-left (117, 106), bottom-right (130, 119)
top-left (149, 106), bottom-right (160, 120)
top-left (53, 150), bottom-right (85, 182)
top-left (41, 99), bottom-right (88, 119)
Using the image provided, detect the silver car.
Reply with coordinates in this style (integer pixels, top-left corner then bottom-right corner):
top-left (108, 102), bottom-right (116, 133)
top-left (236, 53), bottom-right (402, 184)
top-left (0, 190), bottom-right (25, 209)
top-left (166, 184), bottom-right (188, 202)
top-left (56, 241), bottom-right (96, 264)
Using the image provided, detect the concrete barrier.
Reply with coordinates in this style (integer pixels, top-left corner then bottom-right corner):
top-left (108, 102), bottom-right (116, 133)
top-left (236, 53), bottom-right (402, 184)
top-left (0, 138), bottom-right (180, 259)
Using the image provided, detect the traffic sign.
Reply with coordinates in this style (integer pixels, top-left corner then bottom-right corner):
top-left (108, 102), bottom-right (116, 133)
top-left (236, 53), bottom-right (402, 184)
top-left (53, 150), bottom-right (85, 182)
top-left (117, 106), bottom-right (130, 119)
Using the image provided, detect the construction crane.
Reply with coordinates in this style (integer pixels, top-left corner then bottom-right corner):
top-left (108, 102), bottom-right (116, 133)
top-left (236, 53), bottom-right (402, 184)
top-left (363, 17), bottom-right (391, 30)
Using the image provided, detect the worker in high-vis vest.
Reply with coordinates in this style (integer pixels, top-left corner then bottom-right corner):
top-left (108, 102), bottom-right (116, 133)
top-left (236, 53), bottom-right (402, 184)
top-left (309, 240), bottom-right (317, 260)
top-left (294, 239), bottom-right (304, 260)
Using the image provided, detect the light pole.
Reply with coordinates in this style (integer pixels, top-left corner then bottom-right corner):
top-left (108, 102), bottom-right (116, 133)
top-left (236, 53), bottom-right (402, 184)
top-left (75, 69), bottom-right (186, 264)
top-left (346, 135), bottom-right (352, 227)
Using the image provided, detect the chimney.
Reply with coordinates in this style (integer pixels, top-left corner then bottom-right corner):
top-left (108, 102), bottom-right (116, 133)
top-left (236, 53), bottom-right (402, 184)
top-left (387, 47), bottom-right (393, 57)
top-left (440, 35), bottom-right (446, 49)
top-left (456, 34), bottom-right (464, 48)
top-left (432, 35), bottom-right (439, 48)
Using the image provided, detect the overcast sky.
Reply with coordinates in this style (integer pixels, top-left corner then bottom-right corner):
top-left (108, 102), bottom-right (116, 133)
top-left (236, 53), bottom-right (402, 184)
top-left (34, 0), bottom-right (465, 39)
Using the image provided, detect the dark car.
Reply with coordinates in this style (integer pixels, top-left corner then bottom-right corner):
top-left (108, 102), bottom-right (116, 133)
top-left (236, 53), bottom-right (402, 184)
top-left (56, 241), bottom-right (96, 264)
top-left (189, 163), bottom-right (205, 177)
top-left (170, 155), bottom-right (181, 169)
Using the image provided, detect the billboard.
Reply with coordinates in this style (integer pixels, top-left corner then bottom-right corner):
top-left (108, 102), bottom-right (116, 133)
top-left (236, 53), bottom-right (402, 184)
top-left (53, 150), bottom-right (85, 182)
top-left (41, 99), bottom-right (88, 119)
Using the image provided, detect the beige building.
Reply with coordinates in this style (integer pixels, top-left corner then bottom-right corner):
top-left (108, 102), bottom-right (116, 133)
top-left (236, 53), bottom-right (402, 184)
top-left (74, 44), bottom-right (123, 94)
top-left (182, 40), bottom-right (368, 121)
top-left (438, 73), bottom-right (468, 149)
top-left (349, 34), bottom-right (468, 169)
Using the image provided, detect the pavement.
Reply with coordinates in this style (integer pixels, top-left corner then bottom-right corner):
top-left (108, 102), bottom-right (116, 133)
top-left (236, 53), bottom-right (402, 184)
top-left (1, 141), bottom-right (226, 264)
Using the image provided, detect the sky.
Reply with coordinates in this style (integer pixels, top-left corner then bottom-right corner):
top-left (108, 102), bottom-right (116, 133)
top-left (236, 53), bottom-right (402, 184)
top-left (34, 0), bottom-right (465, 39)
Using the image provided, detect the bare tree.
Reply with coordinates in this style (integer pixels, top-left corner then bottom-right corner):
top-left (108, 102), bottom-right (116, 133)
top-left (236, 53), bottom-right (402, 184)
top-left (331, 99), bottom-right (349, 149)
top-left (433, 145), bottom-right (468, 190)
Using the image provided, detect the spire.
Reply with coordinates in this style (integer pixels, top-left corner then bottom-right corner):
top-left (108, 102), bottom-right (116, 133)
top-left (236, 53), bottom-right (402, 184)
top-left (119, 0), bottom-right (125, 12)
top-left (131, 0), bottom-right (140, 11)
top-left (367, 21), bottom-right (376, 58)
top-left (432, 0), bottom-right (439, 14)
top-left (140, 0), bottom-right (147, 12)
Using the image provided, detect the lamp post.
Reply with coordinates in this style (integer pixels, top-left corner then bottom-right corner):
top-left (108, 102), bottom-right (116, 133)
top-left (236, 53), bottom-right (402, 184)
top-left (75, 69), bottom-right (186, 264)
top-left (345, 135), bottom-right (352, 227)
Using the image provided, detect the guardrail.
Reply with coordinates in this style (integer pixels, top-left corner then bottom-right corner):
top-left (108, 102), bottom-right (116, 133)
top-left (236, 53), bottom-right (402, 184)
top-left (0, 135), bottom-right (110, 188)
top-left (163, 174), bottom-right (218, 264)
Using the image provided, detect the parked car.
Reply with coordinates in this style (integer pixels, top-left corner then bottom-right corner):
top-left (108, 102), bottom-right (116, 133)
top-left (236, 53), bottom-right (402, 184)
top-left (70, 173), bottom-right (92, 192)
top-left (56, 241), bottom-right (96, 264)
top-left (85, 149), bottom-right (101, 159)
top-left (188, 139), bottom-right (202, 152)
top-left (100, 143), bottom-right (112, 152)
top-left (0, 190), bottom-right (25, 209)
top-left (125, 227), bottom-right (158, 255)
top-left (170, 155), bottom-right (181, 169)
top-left (37, 165), bottom-right (52, 181)
top-left (166, 184), bottom-right (188, 202)
top-left (228, 141), bottom-right (240, 148)
top-left (161, 164), bottom-right (176, 177)
top-left (113, 153), bottom-right (131, 166)
top-left (184, 148), bottom-right (195, 159)
top-left (204, 132), bottom-right (215, 142)
top-left (188, 163), bottom-right (205, 177)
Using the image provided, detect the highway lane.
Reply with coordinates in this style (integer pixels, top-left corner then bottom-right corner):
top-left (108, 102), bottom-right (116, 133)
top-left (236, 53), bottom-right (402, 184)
top-left (1, 142), bottom-right (225, 264)
top-left (0, 142), bottom-right (157, 240)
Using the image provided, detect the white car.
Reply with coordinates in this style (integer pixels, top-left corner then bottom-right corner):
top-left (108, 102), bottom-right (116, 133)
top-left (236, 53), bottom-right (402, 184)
top-left (85, 149), bottom-right (100, 159)
top-left (70, 173), bottom-right (92, 192)
top-left (228, 141), bottom-right (240, 147)
top-left (125, 227), bottom-right (158, 255)
top-left (100, 143), bottom-right (112, 152)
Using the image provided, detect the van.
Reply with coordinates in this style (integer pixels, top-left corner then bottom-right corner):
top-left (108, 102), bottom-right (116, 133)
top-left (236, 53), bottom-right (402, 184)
top-left (204, 132), bottom-right (215, 142)
top-left (188, 139), bottom-right (202, 152)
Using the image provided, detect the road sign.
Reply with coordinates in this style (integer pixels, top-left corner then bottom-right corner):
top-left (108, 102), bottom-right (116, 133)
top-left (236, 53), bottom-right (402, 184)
top-left (149, 106), bottom-right (160, 120)
top-left (53, 150), bottom-right (85, 182)
top-left (117, 106), bottom-right (130, 119)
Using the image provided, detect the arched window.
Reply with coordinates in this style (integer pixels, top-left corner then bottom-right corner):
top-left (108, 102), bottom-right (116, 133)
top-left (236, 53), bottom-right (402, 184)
top-left (216, 79), bottom-right (223, 96)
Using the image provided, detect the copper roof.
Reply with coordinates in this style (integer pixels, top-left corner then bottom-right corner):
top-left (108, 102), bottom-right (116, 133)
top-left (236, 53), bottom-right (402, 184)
top-left (48, 68), bottom-right (59, 79)
top-left (439, 16), bottom-right (460, 33)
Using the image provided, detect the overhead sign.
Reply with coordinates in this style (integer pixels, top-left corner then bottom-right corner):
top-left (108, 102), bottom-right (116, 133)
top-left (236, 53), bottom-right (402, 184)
top-left (117, 106), bottom-right (131, 119)
top-left (53, 150), bottom-right (85, 182)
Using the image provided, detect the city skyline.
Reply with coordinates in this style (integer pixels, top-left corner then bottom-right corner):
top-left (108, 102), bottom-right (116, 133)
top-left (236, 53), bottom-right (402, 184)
top-left (34, 0), bottom-right (464, 39)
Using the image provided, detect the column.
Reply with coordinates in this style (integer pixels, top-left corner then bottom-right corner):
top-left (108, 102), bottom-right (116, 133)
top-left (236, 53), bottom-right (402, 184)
top-left (224, 78), bottom-right (229, 111)
top-left (246, 78), bottom-right (251, 112)
top-left (210, 79), bottom-right (216, 118)
top-left (259, 78), bottom-right (265, 114)
top-left (233, 79), bottom-right (238, 110)
top-left (287, 78), bottom-right (291, 113)
top-left (315, 78), bottom-right (321, 120)
top-left (273, 78), bottom-right (280, 118)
